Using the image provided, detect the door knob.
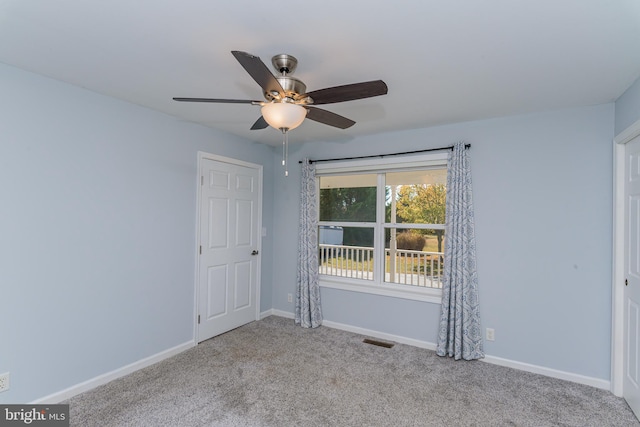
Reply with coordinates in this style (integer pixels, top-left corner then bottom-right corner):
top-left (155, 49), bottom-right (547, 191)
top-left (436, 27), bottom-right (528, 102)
top-left (251, 250), bottom-right (259, 255)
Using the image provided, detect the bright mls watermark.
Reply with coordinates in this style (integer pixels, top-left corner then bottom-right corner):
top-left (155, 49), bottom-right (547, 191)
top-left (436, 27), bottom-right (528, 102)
top-left (0, 405), bottom-right (69, 426)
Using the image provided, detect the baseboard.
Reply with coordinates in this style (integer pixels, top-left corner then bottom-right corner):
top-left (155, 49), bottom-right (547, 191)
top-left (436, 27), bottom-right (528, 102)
top-left (268, 311), bottom-right (610, 390)
top-left (268, 309), bottom-right (295, 319)
top-left (260, 308), bottom-right (276, 320)
top-left (482, 355), bottom-right (610, 390)
top-left (31, 341), bottom-right (195, 404)
top-left (259, 309), bottom-right (273, 319)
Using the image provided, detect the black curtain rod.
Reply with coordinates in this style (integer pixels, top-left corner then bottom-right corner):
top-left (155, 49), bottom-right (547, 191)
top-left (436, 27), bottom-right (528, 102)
top-left (299, 144), bottom-right (470, 164)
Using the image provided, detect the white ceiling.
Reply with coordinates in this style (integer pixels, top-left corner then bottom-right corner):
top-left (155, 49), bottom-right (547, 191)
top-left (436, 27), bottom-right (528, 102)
top-left (1, 1), bottom-right (639, 147)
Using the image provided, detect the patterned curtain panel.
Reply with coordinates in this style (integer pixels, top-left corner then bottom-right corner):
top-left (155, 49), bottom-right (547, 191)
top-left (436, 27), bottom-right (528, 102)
top-left (296, 159), bottom-right (322, 328)
top-left (436, 142), bottom-right (484, 360)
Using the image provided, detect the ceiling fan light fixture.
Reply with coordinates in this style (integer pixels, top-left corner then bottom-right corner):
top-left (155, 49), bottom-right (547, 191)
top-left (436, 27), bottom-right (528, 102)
top-left (261, 102), bottom-right (307, 132)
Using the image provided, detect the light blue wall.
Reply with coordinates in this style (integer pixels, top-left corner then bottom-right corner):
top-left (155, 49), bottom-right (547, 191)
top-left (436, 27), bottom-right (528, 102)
top-left (272, 104), bottom-right (614, 381)
top-left (616, 76), bottom-right (640, 135)
top-left (0, 63), bottom-right (274, 403)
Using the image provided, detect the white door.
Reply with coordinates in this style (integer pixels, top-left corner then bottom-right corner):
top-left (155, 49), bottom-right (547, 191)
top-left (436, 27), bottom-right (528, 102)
top-left (197, 157), bottom-right (261, 342)
top-left (624, 134), bottom-right (640, 417)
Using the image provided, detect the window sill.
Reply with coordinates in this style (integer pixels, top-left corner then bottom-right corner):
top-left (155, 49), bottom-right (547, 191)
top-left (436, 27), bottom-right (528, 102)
top-left (319, 276), bottom-right (442, 304)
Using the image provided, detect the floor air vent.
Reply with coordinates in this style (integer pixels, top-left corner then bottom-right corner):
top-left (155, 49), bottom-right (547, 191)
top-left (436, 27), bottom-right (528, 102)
top-left (363, 338), bottom-right (394, 348)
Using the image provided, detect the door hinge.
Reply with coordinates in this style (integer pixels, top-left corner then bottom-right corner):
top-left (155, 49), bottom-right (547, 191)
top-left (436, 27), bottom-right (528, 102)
top-left (198, 315), bottom-right (201, 324)
top-left (626, 278), bottom-right (629, 286)
top-left (201, 175), bottom-right (204, 186)
top-left (199, 245), bottom-right (202, 255)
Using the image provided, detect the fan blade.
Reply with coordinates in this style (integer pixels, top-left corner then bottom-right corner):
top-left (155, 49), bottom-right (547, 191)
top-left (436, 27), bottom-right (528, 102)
top-left (304, 80), bottom-right (388, 105)
top-left (173, 97), bottom-right (260, 104)
top-left (305, 107), bottom-right (355, 129)
top-left (231, 51), bottom-right (285, 99)
top-left (250, 116), bottom-right (269, 130)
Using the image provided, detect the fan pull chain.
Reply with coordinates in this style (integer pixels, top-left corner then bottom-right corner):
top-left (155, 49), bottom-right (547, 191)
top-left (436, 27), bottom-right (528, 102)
top-left (282, 131), bottom-right (289, 176)
top-left (282, 134), bottom-right (286, 166)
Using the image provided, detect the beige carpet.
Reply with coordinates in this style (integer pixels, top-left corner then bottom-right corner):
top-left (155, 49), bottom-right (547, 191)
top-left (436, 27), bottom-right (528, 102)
top-left (66, 316), bottom-right (638, 426)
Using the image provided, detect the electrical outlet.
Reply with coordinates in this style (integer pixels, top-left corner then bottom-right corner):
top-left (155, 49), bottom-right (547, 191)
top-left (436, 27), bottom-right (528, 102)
top-left (486, 328), bottom-right (495, 341)
top-left (287, 293), bottom-right (293, 303)
top-left (0, 372), bottom-right (10, 393)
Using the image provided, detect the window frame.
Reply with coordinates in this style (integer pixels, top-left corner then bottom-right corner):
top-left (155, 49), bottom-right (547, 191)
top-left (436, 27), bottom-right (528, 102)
top-left (315, 152), bottom-right (448, 303)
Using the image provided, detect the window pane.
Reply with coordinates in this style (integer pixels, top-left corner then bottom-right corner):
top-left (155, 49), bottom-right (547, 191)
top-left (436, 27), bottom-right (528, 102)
top-left (386, 169), bottom-right (447, 225)
top-left (319, 174), bottom-right (377, 222)
top-left (318, 226), bottom-right (374, 280)
top-left (385, 228), bottom-right (445, 288)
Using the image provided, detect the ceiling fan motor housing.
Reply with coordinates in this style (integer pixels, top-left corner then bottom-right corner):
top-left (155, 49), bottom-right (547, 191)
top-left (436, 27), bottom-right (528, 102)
top-left (264, 54), bottom-right (307, 102)
top-left (265, 76), bottom-right (307, 102)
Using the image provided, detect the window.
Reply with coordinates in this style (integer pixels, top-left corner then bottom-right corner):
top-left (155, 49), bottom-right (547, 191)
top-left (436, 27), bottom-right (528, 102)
top-left (316, 153), bottom-right (448, 302)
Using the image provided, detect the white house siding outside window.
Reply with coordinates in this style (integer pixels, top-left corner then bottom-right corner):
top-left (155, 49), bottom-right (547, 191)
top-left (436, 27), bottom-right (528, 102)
top-left (315, 152), bottom-right (448, 303)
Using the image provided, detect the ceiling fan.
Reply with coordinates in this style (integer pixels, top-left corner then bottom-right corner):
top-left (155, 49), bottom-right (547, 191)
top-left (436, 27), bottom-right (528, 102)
top-left (173, 50), bottom-right (388, 133)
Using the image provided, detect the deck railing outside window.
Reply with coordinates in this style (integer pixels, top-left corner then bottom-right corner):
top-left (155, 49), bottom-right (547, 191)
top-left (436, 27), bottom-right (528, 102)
top-left (319, 244), bottom-right (443, 289)
top-left (319, 244), bottom-right (374, 280)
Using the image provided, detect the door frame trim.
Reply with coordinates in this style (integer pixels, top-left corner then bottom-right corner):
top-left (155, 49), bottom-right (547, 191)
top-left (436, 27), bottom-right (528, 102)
top-left (193, 151), bottom-right (263, 343)
top-left (612, 118), bottom-right (640, 396)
